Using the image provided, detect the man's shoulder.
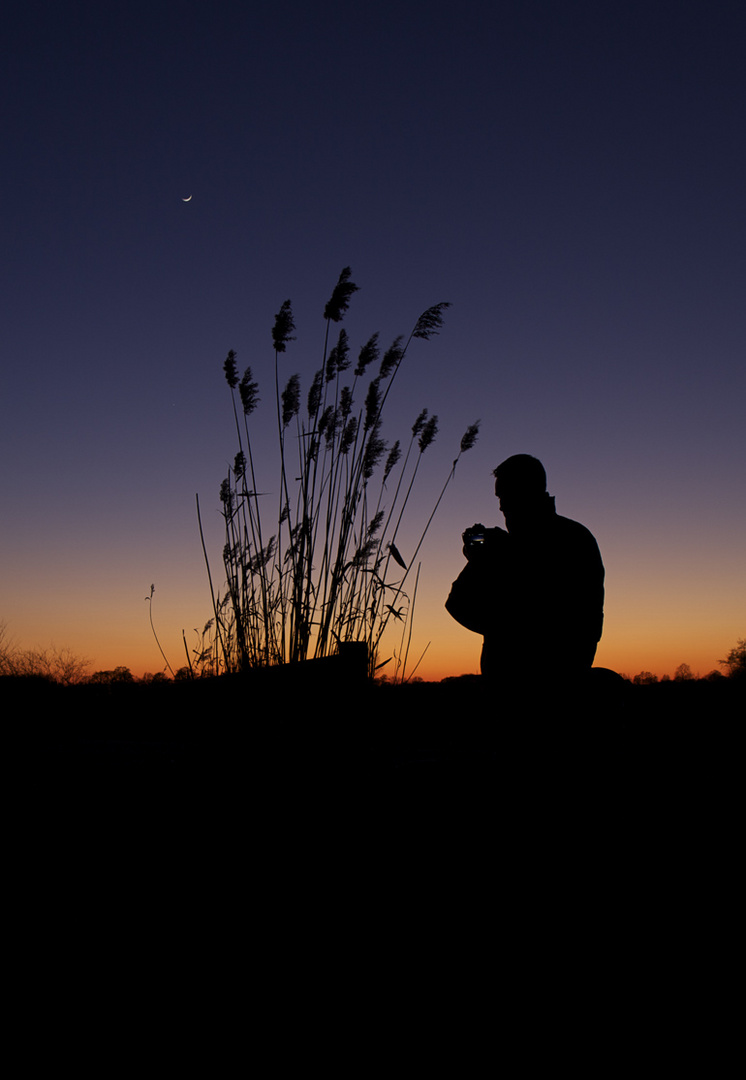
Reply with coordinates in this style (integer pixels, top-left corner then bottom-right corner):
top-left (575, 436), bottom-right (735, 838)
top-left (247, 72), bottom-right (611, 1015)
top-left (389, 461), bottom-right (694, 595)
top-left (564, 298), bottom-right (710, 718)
top-left (554, 512), bottom-right (592, 532)
top-left (553, 513), bottom-right (601, 548)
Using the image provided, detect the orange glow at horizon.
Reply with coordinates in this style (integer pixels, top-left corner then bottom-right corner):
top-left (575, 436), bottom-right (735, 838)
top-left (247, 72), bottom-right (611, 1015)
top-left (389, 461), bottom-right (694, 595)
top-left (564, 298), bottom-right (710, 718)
top-left (2, 483), bottom-right (742, 686)
top-left (21, 584), bottom-right (737, 685)
top-left (74, 627), bottom-right (736, 684)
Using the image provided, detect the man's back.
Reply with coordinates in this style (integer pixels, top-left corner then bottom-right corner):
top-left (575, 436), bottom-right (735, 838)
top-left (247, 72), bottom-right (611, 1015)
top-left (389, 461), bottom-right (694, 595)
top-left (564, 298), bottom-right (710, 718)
top-left (502, 504), bottom-right (604, 673)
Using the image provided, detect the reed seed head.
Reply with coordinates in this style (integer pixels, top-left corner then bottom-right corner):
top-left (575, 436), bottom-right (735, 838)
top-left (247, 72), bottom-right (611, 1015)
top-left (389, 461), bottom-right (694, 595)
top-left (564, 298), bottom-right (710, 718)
top-left (380, 336), bottom-right (404, 379)
top-left (355, 332), bottom-right (380, 377)
top-left (340, 416), bottom-right (358, 454)
top-left (320, 405), bottom-right (339, 444)
top-left (352, 538), bottom-right (378, 566)
top-left (418, 414), bottom-right (439, 452)
top-left (363, 421), bottom-right (386, 478)
top-left (367, 510), bottom-right (385, 538)
top-left (323, 267), bottom-right (359, 322)
top-left (250, 536), bottom-right (276, 573)
top-left (460, 421), bottom-right (480, 453)
top-left (363, 377), bottom-right (381, 431)
top-left (220, 478), bottom-right (234, 512)
top-left (281, 374), bottom-right (301, 427)
top-left (234, 451), bottom-right (246, 480)
top-left (327, 329), bottom-right (350, 381)
top-left (307, 369), bottom-right (323, 417)
top-left (412, 302), bottom-right (450, 340)
top-left (272, 300), bottom-right (296, 353)
top-left (239, 367), bottom-right (260, 415)
top-left (339, 385), bottom-right (353, 419)
top-left (383, 440), bottom-right (401, 482)
top-left (411, 409), bottom-right (428, 438)
top-left (223, 350), bottom-right (239, 388)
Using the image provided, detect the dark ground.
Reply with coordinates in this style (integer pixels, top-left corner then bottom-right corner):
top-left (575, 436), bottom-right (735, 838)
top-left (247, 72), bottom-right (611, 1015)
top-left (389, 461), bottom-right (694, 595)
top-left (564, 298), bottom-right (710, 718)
top-left (14, 671), bottom-right (742, 1065)
top-left (17, 667), bottom-right (742, 780)
top-left (17, 669), bottom-right (742, 830)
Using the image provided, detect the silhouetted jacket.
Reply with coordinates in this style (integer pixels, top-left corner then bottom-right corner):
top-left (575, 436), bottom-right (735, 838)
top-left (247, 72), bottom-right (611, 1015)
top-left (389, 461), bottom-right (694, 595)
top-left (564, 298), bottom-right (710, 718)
top-left (446, 496), bottom-right (604, 679)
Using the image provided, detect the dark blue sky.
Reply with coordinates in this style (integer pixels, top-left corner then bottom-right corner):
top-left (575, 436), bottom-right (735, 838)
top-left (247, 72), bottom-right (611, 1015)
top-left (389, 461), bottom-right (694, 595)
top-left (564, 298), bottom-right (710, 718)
top-left (2, 0), bottom-right (744, 678)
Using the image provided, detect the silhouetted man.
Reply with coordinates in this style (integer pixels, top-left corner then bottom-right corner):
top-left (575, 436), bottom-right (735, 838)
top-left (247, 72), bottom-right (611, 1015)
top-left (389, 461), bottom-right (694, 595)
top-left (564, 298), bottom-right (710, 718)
top-left (446, 454), bottom-right (604, 689)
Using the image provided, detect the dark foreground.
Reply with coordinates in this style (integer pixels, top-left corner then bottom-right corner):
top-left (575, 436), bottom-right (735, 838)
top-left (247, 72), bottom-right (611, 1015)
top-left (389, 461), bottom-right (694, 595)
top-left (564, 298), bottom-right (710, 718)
top-left (18, 669), bottom-right (742, 817)
top-left (14, 671), bottom-right (742, 1066)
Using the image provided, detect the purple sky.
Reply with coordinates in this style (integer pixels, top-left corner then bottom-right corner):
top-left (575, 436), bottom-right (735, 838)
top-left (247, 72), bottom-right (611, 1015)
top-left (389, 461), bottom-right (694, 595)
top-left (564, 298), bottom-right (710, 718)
top-left (2, 0), bottom-right (744, 680)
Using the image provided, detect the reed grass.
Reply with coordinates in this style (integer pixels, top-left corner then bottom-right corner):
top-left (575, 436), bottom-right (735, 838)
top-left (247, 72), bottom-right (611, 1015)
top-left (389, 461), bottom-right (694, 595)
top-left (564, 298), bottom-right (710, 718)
top-left (200, 268), bottom-right (479, 680)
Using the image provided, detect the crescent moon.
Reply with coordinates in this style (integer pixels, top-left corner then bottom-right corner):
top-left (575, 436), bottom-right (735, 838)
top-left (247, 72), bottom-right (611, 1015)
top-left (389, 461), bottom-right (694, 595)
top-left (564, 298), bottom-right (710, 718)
top-left (182, 195), bottom-right (192, 202)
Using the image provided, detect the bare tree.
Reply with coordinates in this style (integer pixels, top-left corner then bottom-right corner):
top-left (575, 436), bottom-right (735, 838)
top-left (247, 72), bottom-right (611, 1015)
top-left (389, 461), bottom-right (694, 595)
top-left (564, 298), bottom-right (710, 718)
top-left (0, 624), bottom-right (89, 684)
top-left (674, 663), bottom-right (695, 682)
top-left (720, 638), bottom-right (746, 679)
top-left (0, 622), bottom-right (18, 676)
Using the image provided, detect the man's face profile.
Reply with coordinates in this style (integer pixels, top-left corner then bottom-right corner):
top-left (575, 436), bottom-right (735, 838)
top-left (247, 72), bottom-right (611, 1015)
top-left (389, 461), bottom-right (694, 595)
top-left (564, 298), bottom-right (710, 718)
top-left (494, 474), bottom-right (522, 515)
top-left (494, 476), bottom-right (543, 523)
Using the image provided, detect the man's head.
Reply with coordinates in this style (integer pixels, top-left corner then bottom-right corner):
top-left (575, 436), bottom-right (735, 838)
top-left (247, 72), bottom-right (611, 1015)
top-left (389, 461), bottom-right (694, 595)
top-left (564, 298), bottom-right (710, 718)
top-left (493, 454), bottom-right (547, 524)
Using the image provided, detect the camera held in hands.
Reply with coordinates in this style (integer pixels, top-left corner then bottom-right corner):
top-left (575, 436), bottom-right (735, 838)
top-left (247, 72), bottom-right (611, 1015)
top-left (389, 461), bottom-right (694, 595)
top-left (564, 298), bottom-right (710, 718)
top-left (462, 522), bottom-right (507, 559)
top-left (463, 524), bottom-right (486, 547)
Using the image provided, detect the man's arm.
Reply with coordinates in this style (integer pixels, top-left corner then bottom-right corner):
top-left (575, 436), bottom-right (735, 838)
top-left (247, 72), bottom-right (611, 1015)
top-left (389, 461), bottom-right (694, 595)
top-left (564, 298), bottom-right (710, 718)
top-left (445, 526), bottom-right (509, 634)
top-left (445, 561), bottom-right (488, 634)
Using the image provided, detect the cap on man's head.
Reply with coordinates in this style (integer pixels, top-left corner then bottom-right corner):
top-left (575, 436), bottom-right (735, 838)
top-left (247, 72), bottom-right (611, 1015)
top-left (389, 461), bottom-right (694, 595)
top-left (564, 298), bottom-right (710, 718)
top-left (493, 454), bottom-right (547, 497)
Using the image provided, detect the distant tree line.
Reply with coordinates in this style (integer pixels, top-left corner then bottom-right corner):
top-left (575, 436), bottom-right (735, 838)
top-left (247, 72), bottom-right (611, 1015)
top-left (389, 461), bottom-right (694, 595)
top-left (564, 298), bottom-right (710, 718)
top-left (628, 639), bottom-right (745, 684)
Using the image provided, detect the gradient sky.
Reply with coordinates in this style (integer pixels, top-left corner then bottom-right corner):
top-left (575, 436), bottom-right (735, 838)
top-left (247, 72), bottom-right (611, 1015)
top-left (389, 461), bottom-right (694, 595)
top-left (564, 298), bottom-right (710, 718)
top-left (2, 0), bottom-right (744, 681)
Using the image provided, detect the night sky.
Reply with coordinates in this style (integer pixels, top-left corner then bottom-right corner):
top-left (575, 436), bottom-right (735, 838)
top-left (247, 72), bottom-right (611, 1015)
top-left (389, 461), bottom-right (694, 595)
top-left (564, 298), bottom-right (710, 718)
top-left (2, 0), bottom-right (744, 681)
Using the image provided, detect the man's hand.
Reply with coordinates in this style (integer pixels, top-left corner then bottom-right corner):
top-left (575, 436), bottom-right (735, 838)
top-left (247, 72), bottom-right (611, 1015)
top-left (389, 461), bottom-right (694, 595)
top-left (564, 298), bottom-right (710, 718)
top-left (462, 523), bottom-right (508, 560)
